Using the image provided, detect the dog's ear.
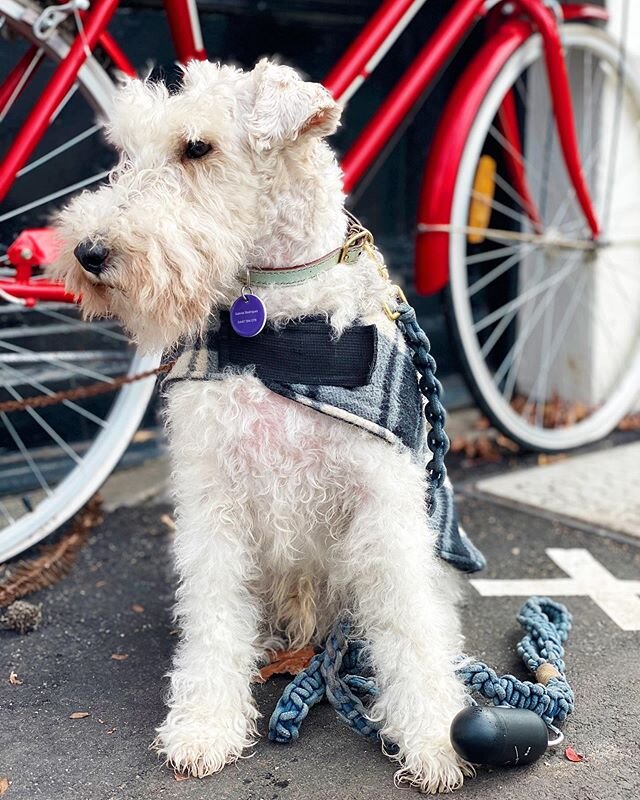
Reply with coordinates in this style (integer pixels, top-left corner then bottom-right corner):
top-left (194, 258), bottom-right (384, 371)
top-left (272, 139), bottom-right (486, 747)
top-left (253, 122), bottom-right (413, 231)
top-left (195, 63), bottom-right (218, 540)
top-left (248, 59), bottom-right (341, 152)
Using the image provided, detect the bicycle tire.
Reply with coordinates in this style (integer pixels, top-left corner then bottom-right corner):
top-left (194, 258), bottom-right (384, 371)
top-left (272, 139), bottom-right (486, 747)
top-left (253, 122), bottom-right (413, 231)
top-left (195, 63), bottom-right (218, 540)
top-left (0, 0), bottom-right (159, 562)
top-left (446, 23), bottom-right (640, 451)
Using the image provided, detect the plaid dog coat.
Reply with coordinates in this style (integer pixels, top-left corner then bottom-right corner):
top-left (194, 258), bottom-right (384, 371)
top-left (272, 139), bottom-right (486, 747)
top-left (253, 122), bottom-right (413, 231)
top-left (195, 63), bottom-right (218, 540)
top-left (164, 314), bottom-right (485, 573)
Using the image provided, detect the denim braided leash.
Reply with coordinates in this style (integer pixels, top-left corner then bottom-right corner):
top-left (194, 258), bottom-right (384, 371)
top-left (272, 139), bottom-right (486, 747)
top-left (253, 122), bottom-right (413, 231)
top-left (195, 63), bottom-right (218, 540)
top-left (269, 597), bottom-right (574, 743)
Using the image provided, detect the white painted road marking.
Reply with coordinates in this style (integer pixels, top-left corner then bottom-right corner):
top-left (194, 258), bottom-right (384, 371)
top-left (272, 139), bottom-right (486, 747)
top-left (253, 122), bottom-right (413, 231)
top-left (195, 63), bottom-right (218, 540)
top-left (471, 548), bottom-right (640, 631)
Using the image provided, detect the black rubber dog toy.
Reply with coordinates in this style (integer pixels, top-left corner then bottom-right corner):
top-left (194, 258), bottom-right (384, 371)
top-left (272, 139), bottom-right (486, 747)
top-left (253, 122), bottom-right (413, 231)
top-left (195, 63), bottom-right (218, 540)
top-left (450, 706), bottom-right (551, 767)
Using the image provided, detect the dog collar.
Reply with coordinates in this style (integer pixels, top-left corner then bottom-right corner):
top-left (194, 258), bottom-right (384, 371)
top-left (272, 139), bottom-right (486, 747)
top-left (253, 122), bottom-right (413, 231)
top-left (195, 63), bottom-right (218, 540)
top-left (248, 223), bottom-right (373, 287)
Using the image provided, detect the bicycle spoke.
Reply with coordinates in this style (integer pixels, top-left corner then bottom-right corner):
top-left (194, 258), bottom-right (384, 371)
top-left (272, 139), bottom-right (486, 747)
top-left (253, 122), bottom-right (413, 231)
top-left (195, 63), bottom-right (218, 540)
top-left (50, 83), bottom-right (79, 124)
top-left (595, 256), bottom-right (640, 327)
top-left (0, 319), bottom-right (123, 341)
top-left (474, 255), bottom-right (583, 335)
top-left (530, 286), bottom-right (557, 428)
top-left (0, 47), bottom-right (44, 123)
top-left (466, 242), bottom-right (523, 266)
top-left (17, 123), bottom-right (101, 177)
top-left (514, 75), bottom-right (528, 108)
top-left (0, 501), bottom-right (16, 524)
top-left (601, 0), bottom-right (630, 232)
top-left (1, 379), bottom-right (82, 464)
top-left (470, 189), bottom-right (535, 228)
top-left (0, 410), bottom-right (51, 496)
top-left (537, 106), bottom-right (555, 220)
top-left (598, 252), bottom-right (640, 278)
top-left (0, 169), bottom-right (110, 224)
top-left (0, 360), bottom-right (107, 428)
top-left (527, 268), bottom-right (590, 427)
top-left (468, 243), bottom-right (535, 297)
top-left (493, 172), bottom-right (540, 218)
top-left (0, 339), bottom-right (116, 383)
top-left (498, 251), bottom-right (584, 398)
top-left (488, 124), bottom-right (539, 189)
top-left (549, 142), bottom-right (602, 232)
top-left (478, 249), bottom-right (549, 360)
top-left (583, 49), bottom-right (594, 165)
top-left (33, 306), bottom-right (131, 343)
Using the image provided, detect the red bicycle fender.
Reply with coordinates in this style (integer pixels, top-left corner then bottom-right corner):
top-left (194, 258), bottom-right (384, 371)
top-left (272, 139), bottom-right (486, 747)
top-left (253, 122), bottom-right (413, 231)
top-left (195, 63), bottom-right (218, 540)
top-left (562, 4), bottom-right (608, 24)
top-left (415, 20), bottom-right (530, 295)
top-left (414, 3), bottom-right (607, 296)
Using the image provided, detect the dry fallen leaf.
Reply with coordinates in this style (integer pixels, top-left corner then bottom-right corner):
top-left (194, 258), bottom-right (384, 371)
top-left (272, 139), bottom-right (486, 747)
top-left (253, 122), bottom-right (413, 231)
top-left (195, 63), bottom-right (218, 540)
top-left (255, 647), bottom-right (316, 684)
top-left (131, 603), bottom-right (144, 614)
top-left (132, 429), bottom-right (155, 443)
top-left (495, 434), bottom-right (519, 453)
top-left (69, 711), bottom-right (90, 720)
top-left (618, 413), bottom-right (640, 432)
top-left (111, 653), bottom-right (129, 661)
top-left (160, 514), bottom-right (176, 531)
top-left (538, 453), bottom-right (568, 466)
top-left (8, 671), bottom-right (22, 686)
top-left (564, 746), bottom-right (585, 763)
top-left (0, 776), bottom-right (10, 795)
top-left (174, 771), bottom-right (190, 782)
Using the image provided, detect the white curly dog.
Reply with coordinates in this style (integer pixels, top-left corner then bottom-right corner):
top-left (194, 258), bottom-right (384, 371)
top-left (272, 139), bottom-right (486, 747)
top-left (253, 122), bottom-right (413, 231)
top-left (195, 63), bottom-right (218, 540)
top-left (52, 59), bottom-right (472, 793)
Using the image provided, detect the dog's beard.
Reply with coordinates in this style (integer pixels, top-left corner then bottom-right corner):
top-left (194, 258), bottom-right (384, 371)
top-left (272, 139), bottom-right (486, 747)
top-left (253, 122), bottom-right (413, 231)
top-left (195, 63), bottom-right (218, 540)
top-left (52, 242), bottom-right (240, 353)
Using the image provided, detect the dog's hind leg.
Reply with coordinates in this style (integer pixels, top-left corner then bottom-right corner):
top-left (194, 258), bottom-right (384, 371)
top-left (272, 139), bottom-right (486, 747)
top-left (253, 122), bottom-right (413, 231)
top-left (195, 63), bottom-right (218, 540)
top-left (337, 443), bottom-right (472, 794)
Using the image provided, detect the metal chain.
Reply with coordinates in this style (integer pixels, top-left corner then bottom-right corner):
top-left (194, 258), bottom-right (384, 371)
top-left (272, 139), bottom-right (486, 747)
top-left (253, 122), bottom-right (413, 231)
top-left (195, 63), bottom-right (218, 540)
top-left (395, 301), bottom-right (449, 515)
top-left (357, 216), bottom-right (450, 516)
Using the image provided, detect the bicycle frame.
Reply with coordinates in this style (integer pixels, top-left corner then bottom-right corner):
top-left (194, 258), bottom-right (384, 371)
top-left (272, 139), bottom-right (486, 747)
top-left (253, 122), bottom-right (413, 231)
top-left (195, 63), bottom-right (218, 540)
top-left (0, 0), bottom-right (608, 305)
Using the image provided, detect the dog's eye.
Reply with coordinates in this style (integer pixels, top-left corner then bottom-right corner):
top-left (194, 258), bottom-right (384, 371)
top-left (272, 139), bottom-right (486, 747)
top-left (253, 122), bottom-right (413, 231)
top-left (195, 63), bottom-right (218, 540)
top-left (184, 140), bottom-right (213, 159)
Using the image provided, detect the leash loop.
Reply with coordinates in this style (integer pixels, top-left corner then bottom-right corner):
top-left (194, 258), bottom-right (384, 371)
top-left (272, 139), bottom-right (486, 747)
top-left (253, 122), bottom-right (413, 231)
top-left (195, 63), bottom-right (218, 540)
top-left (268, 596), bottom-right (574, 745)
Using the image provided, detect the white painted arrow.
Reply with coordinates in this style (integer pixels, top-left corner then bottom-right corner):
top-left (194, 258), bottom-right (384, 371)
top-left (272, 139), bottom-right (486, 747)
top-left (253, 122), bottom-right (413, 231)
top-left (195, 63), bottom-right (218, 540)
top-left (470, 548), bottom-right (640, 631)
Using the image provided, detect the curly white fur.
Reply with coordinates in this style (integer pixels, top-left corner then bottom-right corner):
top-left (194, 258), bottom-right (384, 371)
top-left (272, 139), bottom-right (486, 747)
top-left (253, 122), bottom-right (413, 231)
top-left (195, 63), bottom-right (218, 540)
top-left (52, 59), bottom-right (471, 793)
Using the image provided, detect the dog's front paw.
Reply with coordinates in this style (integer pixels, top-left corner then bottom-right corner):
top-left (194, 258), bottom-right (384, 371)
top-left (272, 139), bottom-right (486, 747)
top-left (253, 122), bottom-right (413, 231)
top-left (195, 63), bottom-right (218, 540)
top-left (392, 738), bottom-right (473, 794)
top-left (154, 710), bottom-right (256, 777)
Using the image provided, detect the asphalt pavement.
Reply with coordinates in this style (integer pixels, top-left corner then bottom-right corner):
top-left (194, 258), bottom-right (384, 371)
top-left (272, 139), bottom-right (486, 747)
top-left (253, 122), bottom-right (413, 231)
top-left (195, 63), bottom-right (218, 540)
top-left (1, 447), bottom-right (639, 800)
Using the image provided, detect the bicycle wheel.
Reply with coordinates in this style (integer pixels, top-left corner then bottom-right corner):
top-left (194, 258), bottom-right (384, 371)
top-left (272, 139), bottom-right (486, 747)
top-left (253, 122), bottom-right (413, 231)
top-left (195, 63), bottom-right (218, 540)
top-left (447, 23), bottom-right (640, 451)
top-left (0, 0), bottom-right (159, 562)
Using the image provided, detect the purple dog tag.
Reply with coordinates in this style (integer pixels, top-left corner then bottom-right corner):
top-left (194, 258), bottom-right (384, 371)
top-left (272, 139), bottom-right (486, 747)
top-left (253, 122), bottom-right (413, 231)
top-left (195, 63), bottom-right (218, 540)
top-left (230, 291), bottom-right (267, 337)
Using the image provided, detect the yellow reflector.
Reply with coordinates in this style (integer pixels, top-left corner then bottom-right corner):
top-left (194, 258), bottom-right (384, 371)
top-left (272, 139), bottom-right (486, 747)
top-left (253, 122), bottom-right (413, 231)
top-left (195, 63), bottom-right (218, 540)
top-left (468, 155), bottom-right (497, 244)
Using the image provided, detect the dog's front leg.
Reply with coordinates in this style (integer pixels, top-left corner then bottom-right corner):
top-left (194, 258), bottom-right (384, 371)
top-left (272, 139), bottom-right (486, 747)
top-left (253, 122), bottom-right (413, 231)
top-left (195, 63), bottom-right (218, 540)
top-left (341, 452), bottom-right (471, 794)
top-left (155, 497), bottom-right (260, 777)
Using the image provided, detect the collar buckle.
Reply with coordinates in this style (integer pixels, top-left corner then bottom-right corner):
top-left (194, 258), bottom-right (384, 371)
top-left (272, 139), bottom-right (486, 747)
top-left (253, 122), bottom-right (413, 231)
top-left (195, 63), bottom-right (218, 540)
top-left (339, 226), bottom-right (374, 264)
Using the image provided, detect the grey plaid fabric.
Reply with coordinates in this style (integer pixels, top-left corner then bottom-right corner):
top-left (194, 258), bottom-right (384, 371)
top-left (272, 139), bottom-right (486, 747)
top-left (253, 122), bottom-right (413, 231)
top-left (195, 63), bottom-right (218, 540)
top-left (164, 318), bottom-right (485, 573)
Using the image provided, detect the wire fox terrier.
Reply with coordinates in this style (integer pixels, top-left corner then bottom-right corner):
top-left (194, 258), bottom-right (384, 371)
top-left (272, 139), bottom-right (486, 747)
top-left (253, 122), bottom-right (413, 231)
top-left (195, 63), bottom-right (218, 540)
top-left (52, 59), bottom-right (482, 793)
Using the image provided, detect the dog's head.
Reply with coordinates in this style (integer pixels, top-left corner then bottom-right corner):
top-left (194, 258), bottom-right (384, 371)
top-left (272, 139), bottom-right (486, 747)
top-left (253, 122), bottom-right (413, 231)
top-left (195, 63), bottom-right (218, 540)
top-left (51, 60), bottom-right (342, 350)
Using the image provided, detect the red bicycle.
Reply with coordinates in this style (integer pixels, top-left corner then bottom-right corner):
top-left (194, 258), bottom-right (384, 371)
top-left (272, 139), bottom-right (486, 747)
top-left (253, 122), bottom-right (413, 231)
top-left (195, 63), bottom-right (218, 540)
top-left (1, 0), bottom-right (639, 559)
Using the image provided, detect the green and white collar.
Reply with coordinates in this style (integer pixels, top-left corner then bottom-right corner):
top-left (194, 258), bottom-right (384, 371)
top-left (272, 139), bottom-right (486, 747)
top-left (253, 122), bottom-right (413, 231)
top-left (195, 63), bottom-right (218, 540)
top-left (247, 223), bottom-right (372, 288)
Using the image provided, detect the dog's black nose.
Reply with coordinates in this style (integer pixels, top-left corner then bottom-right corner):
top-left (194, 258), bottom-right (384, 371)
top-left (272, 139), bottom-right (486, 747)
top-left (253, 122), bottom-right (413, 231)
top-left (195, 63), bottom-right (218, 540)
top-left (74, 240), bottom-right (109, 275)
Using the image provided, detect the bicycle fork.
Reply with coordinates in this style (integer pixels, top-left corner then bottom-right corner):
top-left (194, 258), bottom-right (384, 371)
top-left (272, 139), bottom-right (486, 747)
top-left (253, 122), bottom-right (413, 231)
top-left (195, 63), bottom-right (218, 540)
top-left (507, 0), bottom-right (601, 237)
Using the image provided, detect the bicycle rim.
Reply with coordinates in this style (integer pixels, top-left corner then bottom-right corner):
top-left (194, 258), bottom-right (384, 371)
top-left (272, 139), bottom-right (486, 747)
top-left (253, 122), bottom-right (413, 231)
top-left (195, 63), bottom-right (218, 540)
top-left (0, 0), bottom-right (159, 561)
top-left (449, 24), bottom-right (640, 451)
